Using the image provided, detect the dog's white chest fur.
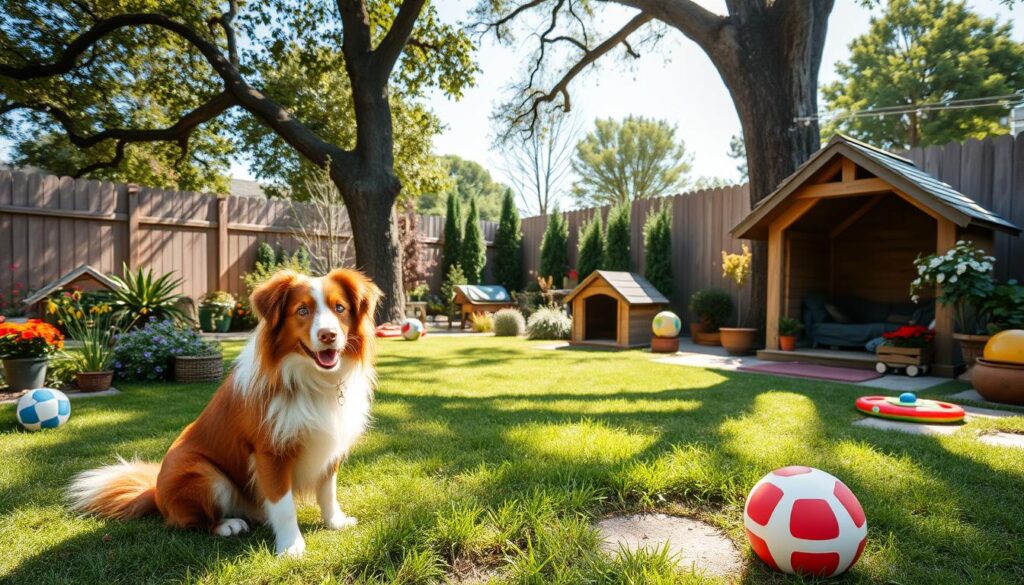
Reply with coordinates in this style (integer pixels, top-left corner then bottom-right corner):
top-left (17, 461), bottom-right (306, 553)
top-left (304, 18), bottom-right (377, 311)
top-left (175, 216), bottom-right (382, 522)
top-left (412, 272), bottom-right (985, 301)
top-left (289, 381), bottom-right (371, 492)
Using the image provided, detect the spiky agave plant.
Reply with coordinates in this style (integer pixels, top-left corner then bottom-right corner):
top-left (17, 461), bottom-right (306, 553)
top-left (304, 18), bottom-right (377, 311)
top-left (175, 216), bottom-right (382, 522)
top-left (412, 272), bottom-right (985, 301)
top-left (108, 264), bottom-right (188, 328)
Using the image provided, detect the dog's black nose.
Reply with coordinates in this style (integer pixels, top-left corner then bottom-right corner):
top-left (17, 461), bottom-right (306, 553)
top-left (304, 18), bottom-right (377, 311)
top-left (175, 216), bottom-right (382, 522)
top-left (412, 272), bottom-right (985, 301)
top-left (317, 328), bottom-right (337, 344)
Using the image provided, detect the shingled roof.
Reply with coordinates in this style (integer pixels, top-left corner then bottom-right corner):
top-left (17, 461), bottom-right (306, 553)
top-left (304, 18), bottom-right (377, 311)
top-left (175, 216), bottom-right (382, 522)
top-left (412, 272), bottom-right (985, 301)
top-left (733, 134), bottom-right (1021, 239)
top-left (564, 270), bottom-right (668, 305)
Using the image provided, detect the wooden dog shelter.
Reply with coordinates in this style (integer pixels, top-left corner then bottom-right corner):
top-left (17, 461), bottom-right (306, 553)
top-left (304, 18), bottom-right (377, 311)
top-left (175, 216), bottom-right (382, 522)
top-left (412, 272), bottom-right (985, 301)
top-left (732, 135), bottom-right (1021, 377)
top-left (452, 285), bottom-right (516, 329)
top-left (564, 271), bottom-right (668, 349)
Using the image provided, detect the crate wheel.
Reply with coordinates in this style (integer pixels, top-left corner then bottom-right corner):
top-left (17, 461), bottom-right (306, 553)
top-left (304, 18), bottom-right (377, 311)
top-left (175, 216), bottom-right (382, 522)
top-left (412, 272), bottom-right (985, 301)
top-left (906, 365), bottom-right (921, 377)
top-left (875, 362), bottom-right (889, 375)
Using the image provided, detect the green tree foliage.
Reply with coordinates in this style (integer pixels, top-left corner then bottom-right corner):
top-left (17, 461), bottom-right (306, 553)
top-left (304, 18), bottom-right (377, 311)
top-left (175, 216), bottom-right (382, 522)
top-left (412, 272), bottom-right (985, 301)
top-left (442, 193), bottom-right (463, 279)
top-left (572, 116), bottom-right (693, 207)
top-left (822, 0), bottom-right (1024, 149)
top-left (418, 155), bottom-right (509, 221)
top-left (255, 242), bottom-right (276, 270)
top-left (728, 134), bottom-right (747, 180)
top-left (603, 204), bottom-right (632, 272)
top-left (440, 264), bottom-right (467, 321)
top-left (576, 214), bottom-right (604, 280)
top-left (493, 189), bottom-right (523, 290)
top-left (539, 209), bottom-right (569, 282)
top-left (643, 206), bottom-right (673, 297)
top-left (460, 197), bottom-right (486, 284)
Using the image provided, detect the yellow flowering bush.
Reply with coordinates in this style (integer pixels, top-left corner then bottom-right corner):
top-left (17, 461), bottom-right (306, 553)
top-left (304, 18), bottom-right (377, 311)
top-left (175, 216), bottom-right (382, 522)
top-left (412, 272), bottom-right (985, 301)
top-left (721, 244), bottom-right (753, 327)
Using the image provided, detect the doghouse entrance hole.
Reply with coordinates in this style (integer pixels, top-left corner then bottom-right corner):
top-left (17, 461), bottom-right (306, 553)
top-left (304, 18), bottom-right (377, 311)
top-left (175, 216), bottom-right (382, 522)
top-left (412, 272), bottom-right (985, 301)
top-left (585, 294), bottom-right (618, 341)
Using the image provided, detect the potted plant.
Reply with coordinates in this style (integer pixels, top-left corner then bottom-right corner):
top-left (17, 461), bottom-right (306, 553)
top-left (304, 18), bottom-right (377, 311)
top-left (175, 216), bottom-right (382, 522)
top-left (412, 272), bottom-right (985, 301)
top-left (688, 288), bottom-right (732, 346)
top-left (910, 241), bottom-right (995, 371)
top-left (876, 325), bottom-right (934, 377)
top-left (778, 317), bottom-right (803, 351)
top-left (113, 319), bottom-right (221, 383)
top-left (982, 279), bottom-right (1024, 335)
top-left (48, 290), bottom-right (125, 392)
top-left (198, 291), bottom-right (236, 333)
top-left (719, 245), bottom-right (757, 355)
top-left (0, 319), bottom-right (64, 391)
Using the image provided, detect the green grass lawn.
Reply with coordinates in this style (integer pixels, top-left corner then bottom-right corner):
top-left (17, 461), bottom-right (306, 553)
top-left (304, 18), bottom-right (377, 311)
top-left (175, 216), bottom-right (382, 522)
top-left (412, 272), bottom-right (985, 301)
top-left (2, 336), bottom-right (1023, 584)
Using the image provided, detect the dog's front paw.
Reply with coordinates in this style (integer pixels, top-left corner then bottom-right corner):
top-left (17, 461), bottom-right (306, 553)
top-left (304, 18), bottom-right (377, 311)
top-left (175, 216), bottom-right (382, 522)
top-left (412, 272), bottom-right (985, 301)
top-left (323, 510), bottom-right (358, 530)
top-left (275, 535), bottom-right (306, 558)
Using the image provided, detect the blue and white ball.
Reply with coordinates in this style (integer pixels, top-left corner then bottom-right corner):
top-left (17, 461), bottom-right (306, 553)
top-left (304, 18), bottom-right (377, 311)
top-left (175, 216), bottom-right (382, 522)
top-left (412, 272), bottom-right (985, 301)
top-left (401, 318), bottom-right (425, 341)
top-left (16, 388), bottom-right (71, 431)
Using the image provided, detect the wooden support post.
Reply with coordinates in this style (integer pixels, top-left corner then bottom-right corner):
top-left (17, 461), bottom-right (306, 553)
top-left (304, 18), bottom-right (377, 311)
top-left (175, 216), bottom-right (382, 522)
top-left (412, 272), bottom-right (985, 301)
top-left (126, 184), bottom-right (140, 270)
top-left (218, 197), bottom-right (229, 291)
top-left (933, 219), bottom-right (958, 378)
top-left (765, 199), bottom-right (818, 350)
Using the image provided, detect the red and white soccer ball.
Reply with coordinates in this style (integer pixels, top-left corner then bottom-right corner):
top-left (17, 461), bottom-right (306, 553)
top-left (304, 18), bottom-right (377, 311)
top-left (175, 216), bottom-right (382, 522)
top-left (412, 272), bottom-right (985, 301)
top-left (744, 466), bottom-right (867, 578)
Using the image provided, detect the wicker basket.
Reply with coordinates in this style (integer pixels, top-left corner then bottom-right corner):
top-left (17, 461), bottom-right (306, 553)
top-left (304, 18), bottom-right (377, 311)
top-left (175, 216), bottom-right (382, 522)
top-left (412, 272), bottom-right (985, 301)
top-left (174, 354), bottom-right (224, 383)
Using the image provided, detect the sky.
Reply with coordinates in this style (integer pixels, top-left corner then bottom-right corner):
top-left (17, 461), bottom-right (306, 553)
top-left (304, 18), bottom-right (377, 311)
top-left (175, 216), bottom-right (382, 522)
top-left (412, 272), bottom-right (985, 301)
top-left (2, 1), bottom-right (1021, 199)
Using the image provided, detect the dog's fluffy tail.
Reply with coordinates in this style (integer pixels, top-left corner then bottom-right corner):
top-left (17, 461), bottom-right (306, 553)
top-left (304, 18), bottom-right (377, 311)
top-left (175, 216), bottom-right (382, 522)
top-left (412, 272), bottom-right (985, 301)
top-left (68, 457), bottom-right (161, 520)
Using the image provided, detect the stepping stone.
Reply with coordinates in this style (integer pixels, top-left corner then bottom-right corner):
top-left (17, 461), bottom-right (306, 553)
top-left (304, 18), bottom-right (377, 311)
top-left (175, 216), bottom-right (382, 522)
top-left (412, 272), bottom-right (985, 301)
top-left (595, 513), bottom-right (742, 577)
top-left (852, 417), bottom-right (960, 436)
top-left (978, 432), bottom-right (1024, 449)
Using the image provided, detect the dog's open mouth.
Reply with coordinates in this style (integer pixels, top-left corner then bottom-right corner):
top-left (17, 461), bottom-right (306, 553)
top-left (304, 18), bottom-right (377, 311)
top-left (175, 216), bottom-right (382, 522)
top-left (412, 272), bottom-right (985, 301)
top-left (300, 343), bottom-right (339, 369)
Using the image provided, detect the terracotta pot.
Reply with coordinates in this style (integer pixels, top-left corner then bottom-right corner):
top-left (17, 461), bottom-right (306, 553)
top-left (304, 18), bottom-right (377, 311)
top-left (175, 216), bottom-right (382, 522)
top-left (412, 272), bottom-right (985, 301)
top-left (689, 322), bottom-right (721, 346)
top-left (779, 335), bottom-right (797, 351)
top-left (76, 371), bottom-right (113, 392)
top-left (971, 358), bottom-right (1024, 405)
top-left (720, 327), bottom-right (758, 356)
top-left (953, 333), bottom-right (990, 369)
top-left (650, 336), bottom-right (680, 354)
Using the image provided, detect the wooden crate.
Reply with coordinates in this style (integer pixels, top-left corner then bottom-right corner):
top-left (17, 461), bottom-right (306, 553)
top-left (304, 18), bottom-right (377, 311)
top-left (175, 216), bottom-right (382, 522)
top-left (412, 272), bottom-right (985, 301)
top-left (876, 345), bottom-right (932, 366)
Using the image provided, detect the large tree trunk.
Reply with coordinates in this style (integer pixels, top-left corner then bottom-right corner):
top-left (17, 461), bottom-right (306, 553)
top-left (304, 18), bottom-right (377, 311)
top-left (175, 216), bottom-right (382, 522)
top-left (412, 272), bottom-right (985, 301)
top-left (339, 172), bottom-right (405, 323)
top-left (710, 1), bottom-right (833, 332)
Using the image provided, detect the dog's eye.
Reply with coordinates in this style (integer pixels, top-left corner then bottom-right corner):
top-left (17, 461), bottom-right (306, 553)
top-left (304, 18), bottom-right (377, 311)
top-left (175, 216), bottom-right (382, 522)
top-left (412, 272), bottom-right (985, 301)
top-left (297, 306), bottom-right (309, 317)
top-left (335, 303), bottom-right (345, 314)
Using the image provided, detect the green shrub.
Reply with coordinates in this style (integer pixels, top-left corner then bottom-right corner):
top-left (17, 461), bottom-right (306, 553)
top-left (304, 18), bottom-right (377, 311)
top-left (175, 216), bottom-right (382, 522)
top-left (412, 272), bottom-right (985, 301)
top-left (493, 308), bottom-right (526, 336)
top-left (576, 214), bottom-right (604, 280)
top-left (526, 307), bottom-right (572, 340)
top-left (441, 194), bottom-right (463, 280)
top-left (603, 203), bottom-right (631, 271)
top-left (255, 241), bottom-right (276, 269)
top-left (642, 205), bottom-right (672, 297)
top-left (688, 288), bottom-right (733, 332)
top-left (440, 264), bottom-right (466, 321)
top-left (113, 319), bottom-right (218, 381)
top-left (539, 208), bottom-right (569, 282)
top-left (493, 189), bottom-right (523, 291)
top-left (242, 247), bottom-right (310, 295)
top-left (461, 197), bottom-right (486, 284)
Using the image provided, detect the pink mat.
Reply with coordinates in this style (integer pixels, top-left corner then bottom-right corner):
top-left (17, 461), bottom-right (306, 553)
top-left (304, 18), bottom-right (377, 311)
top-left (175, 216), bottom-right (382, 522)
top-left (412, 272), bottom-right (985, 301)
top-left (737, 362), bottom-right (882, 383)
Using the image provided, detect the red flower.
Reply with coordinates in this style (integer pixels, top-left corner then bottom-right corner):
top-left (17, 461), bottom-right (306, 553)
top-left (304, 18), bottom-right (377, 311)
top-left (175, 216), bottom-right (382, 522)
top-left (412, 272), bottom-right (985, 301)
top-left (569, 269), bottom-right (579, 279)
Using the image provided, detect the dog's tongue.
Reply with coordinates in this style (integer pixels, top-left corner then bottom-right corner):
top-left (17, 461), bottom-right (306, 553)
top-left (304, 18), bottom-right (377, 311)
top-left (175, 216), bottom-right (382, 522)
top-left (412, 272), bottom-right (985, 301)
top-left (315, 349), bottom-right (339, 368)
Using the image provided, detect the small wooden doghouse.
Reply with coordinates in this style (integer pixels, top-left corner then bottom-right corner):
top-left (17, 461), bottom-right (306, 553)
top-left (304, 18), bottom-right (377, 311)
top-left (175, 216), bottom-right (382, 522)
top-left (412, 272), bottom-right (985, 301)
top-left (453, 285), bottom-right (515, 329)
top-left (564, 271), bottom-right (669, 349)
top-left (22, 264), bottom-right (119, 317)
top-left (732, 134), bottom-right (1021, 377)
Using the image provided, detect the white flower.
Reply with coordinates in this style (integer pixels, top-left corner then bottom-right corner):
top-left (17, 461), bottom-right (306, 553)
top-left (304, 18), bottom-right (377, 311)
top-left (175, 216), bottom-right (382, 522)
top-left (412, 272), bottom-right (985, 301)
top-left (937, 273), bottom-right (945, 284)
top-left (949, 275), bottom-right (958, 283)
top-left (918, 264), bottom-right (927, 275)
top-left (911, 295), bottom-right (920, 304)
top-left (956, 263), bottom-right (967, 275)
top-left (912, 278), bottom-right (921, 286)
top-left (957, 240), bottom-right (966, 245)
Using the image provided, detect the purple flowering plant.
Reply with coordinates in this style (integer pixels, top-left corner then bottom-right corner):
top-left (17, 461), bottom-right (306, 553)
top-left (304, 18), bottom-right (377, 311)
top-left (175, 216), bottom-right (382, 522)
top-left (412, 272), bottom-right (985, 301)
top-left (112, 319), bottom-right (218, 381)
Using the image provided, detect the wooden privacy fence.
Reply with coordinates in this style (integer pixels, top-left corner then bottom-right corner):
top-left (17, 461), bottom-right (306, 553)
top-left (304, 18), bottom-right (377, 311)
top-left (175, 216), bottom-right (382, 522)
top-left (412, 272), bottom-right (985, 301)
top-left (0, 170), bottom-right (496, 305)
top-left (521, 133), bottom-right (1024, 319)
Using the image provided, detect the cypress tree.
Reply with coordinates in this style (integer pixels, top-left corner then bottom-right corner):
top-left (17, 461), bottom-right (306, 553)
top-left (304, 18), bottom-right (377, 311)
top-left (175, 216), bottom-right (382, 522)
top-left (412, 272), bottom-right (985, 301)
top-left (603, 203), bottom-right (632, 271)
top-left (576, 214), bottom-right (604, 280)
top-left (461, 196), bottom-right (486, 284)
top-left (643, 205), bottom-right (672, 296)
top-left (539, 208), bottom-right (569, 283)
top-left (493, 189), bottom-right (523, 290)
top-left (441, 194), bottom-right (463, 278)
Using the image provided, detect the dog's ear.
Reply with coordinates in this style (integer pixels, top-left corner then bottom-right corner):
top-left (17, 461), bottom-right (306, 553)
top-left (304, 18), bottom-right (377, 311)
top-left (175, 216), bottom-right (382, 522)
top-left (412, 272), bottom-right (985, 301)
top-left (250, 270), bottom-right (300, 329)
top-left (327, 269), bottom-right (382, 326)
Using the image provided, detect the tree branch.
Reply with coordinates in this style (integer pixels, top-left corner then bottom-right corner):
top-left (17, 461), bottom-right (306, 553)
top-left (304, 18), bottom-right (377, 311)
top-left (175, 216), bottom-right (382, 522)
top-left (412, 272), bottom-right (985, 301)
top-left (73, 140), bottom-right (126, 177)
top-left (614, 0), bottom-right (727, 55)
top-left (0, 12), bottom-right (351, 172)
top-left (512, 12), bottom-right (652, 133)
top-left (207, 0), bottom-right (239, 66)
top-left (374, 0), bottom-right (427, 74)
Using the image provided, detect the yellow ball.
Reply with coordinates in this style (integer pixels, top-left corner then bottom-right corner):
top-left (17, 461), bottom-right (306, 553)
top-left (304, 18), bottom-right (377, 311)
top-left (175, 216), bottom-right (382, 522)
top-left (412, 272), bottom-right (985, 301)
top-left (652, 311), bottom-right (682, 338)
top-left (983, 330), bottom-right (1024, 365)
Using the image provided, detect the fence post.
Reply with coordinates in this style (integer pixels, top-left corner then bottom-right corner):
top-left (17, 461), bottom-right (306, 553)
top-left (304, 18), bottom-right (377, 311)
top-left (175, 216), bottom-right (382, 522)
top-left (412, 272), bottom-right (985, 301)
top-left (126, 184), bottom-right (140, 269)
top-left (218, 197), bottom-right (229, 290)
